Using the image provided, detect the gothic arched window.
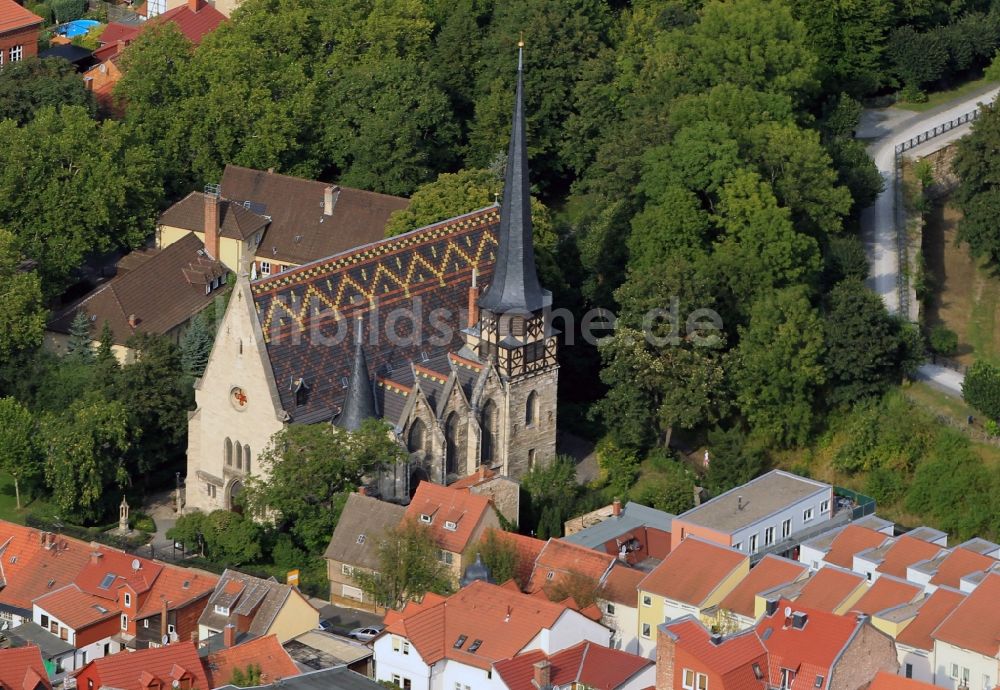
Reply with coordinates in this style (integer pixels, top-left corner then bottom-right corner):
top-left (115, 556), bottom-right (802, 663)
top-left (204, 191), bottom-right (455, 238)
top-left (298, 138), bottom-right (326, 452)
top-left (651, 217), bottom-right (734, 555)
top-left (225, 438), bottom-right (233, 466)
top-left (408, 419), bottom-right (428, 456)
top-left (243, 445), bottom-right (251, 473)
top-left (446, 413), bottom-right (460, 476)
top-left (481, 400), bottom-right (497, 464)
top-left (235, 441), bottom-right (243, 470)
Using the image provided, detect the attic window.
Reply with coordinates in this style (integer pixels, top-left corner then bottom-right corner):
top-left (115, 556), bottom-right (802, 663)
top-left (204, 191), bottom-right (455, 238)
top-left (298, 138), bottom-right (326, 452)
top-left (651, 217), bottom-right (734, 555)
top-left (214, 605), bottom-right (230, 616)
top-left (815, 676), bottom-right (825, 689)
top-left (453, 635), bottom-right (467, 649)
top-left (444, 521), bottom-right (458, 532)
top-left (420, 514), bottom-right (432, 524)
top-left (467, 639), bottom-right (482, 653)
top-left (93, 605), bottom-right (109, 614)
top-left (356, 534), bottom-right (366, 545)
top-left (752, 665), bottom-right (764, 680)
top-left (99, 573), bottom-right (116, 590)
top-left (183, 580), bottom-right (190, 589)
top-left (546, 571), bottom-right (554, 581)
top-left (341, 377), bottom-right (350, 389)
top-left (8, 556), bottom-right (15, 564)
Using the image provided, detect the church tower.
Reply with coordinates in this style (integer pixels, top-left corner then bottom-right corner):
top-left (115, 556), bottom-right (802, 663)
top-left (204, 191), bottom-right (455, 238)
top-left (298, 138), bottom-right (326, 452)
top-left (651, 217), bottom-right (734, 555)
top-left (467, 44), bottom-right (559, 477)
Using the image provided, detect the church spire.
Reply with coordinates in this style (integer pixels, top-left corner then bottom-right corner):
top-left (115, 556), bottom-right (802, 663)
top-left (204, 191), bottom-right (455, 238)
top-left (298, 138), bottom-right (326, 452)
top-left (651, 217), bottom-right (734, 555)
top-left (478, 41), bottom-right (546, 314)
top-left (336, 318), bottom-right (377, 431)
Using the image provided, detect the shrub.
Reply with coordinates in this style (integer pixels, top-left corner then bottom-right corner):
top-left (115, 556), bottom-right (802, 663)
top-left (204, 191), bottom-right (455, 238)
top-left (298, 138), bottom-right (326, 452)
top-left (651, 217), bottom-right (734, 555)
top-left (28, 2), bottom-right (53, 24)
top-left (595, 436), bottom-right (640, 495)
top-left (986, 49), bottom-right (1000, 81)
top-left (985, 419), bottom-right (1000, 436)
top-left (50, 0), bottom-right (84, 23)
top-left (928, 325), bottom-right (958, 355)
top-left (963, 360), bottom-right (1000, 419)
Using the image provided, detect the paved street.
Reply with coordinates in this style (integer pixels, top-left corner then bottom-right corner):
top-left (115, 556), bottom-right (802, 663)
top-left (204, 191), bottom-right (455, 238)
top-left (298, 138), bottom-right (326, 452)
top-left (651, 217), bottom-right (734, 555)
top-left (913, 363), bottom-right (965, 397)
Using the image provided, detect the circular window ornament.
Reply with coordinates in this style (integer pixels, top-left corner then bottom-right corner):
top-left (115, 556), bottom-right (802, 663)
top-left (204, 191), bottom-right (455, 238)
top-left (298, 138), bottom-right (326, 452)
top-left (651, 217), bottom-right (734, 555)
top-left (231, 387), bottom-right (248, 410)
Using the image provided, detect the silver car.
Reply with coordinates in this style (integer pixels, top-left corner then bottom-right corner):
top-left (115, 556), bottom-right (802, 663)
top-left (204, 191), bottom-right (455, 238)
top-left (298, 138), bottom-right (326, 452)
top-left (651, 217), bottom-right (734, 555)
top-left (347, 625), bottom-right (384, 642)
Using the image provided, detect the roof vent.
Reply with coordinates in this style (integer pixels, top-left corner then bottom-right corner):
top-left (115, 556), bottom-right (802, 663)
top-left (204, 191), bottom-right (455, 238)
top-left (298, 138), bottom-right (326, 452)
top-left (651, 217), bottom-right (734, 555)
top-left (737, 495), bottom-right (745, 510)
top-left (765, 599), bottom-right (779, 617)
top-left (791, 611), bottom-right (808, 629)
top-left (710, 633), bottom-right (724, 645)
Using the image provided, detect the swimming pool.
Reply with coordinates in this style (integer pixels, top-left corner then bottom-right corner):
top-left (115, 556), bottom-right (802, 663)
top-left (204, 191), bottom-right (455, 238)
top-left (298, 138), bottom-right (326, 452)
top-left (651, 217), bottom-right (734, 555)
top-left (56, 19), bottom-right (99, 39)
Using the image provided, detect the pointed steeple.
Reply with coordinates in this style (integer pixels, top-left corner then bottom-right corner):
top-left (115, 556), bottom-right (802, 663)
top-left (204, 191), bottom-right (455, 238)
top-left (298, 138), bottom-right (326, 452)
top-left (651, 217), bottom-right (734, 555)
top-left (479, 42), bottom-right (547, 314)
top-left (336, 318), bottom-right (378, 431)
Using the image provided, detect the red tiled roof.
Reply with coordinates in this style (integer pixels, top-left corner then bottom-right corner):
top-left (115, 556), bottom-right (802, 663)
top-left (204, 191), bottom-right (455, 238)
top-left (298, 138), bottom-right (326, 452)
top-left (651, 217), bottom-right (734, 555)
top-left (756, 601), bottom-right (860, 690)
top-left (75, 548), bottom-right (164, 599)
top-left (79, 641), bottom-right (209, 690)
top-left (382, 580), bottom-right (585, 671)
top-left (137, 562), bottom-right (217, 618)
top-left (639, 537), bottom-right (746, 605)
top-left (870, 671), bottom-right (939, 690)
top-left (483, 529), bottom-right (545, 588)
top-left (494, 641), bottom-right (652, 690)
top-left (928, 548), bottom-right (996, 588)
top-left (204, 635), bottom-right (300, 687)
top-left (0, 0), bottom-right (42, 34)
top-left (0, 524), bottom-right (93, 613)
top-left (850, 577), bottom-right (922, 616)
top-left (600, 565), bottom-right (645, 606)
top-left (449, 465), bottom-right (496, 490)
top-left (875, 536), bottom-right (945, 579)
top-left (823, 525), bottom-right (889, 569)
top-left (895, 587), bottom-right (965, 651)
top-left (665, 616), bottom-right (768, 690)
top-left (931, 572), bottom-right (1000, 656)
top-left (718, 555), bottom-right (808, 618)
top-left (793, 567), bottom-right (866, 613)
top-left (526, 540), bottom-right (615, 595)
top-left (147, 0), bottom-right (225, 43)
top-left (404, 482), bottom-right (494, 554)
top-left (0, 646), bottom-right (50, 690)
top-left (33, 584), bottom-right (118, 630)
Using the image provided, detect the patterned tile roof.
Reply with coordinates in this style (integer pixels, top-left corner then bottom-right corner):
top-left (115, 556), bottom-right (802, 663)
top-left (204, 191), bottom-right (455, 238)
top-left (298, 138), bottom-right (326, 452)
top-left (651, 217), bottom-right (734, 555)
top-left (874, 536), bottom-right (946, 578)
top-left (251, 206), bottom-right (499, 423)
top-left (0, 524), bottom-right (93, 615)
top-left (79, 641), bottom-right (209, 690)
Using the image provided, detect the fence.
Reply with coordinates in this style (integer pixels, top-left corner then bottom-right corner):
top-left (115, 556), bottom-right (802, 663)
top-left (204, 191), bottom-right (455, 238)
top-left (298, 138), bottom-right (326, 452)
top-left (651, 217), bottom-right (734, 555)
top-left (87, 0), bottom-right (142, 24)
top-left (892, 107), bottom-right (982, 320)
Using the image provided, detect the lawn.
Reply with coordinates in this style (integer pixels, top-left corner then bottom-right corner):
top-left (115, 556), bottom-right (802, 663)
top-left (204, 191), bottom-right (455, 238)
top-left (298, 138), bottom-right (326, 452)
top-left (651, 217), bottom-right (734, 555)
top-left (895, 74), bottom-right (999, 112)
top-left (0, 471), bottom-right (55, 525)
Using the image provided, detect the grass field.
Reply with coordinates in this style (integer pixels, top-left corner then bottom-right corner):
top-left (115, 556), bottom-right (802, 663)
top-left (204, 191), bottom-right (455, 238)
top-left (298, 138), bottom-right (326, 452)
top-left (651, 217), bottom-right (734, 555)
top-left (895, 75), bottom-right (998, 112)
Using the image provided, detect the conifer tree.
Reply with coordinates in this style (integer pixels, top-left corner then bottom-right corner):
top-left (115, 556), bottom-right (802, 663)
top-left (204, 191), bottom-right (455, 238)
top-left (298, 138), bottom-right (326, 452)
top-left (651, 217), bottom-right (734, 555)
top-left (66, 311), bottom-right (93, 362)
top-left (180, 313), bottom-right (212, 377)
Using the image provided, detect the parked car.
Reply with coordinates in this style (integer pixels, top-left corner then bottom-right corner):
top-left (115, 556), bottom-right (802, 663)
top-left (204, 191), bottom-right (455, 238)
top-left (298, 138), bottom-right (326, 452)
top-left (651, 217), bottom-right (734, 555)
top-left (347, 625), bottom-right (384, 642)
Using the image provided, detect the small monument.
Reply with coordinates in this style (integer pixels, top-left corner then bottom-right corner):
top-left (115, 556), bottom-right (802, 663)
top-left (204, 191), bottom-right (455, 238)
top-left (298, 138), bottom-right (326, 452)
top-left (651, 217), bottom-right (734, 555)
top-left (116, 497), bottom-right (131, 535)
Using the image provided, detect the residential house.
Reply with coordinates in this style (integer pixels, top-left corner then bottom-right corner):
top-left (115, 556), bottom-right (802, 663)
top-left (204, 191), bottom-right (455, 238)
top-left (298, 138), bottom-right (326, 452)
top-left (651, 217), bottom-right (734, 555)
top-left (869, 671), bottom-right (941, 690)
top-left (204, 633), bottom-right (300, 687)
top-left (197, 569), bottom-right (319, 645)
top-left (158, 0), bottom-right (242, 17)
top-left (447, 465), bottom-right (520, 526)
top-left (404, 481), bottom-right (501, 585)
top-left (45, 233), bottom-right (228, 363)
top-left (850, 576), bottom-right (924, 616)
top-left (655, 615), bottom-right (768, 690)
top-left (486, 530), bottom-right (545, 589)
top-left (373, 580), bottom-right (610, 690)
top-left (72, 641), bottom-right (210, 690)
top-left (324, 491), bottom-right (406, 611)
top-left (930, 572), bottom-right (1000, 690)
top-left (494, 640), bottom-right (655, 690)
top-left (524, 539), bottom-right (616, 599)
top-left (799, 519), bottom-right (894, 570)
top-left (599, 565), bottom-right (645, 654)
top-left (31, 546), bottom-right (217, 670)
top-left (671, 471), bottom-right (834, 559)
top-left (708, 554), bottom-right (809, 630)
top-left (214, 666), bottom-right (386, 690)
top-left (884, 586), bottom-right (965, 684)
top-left (0, 0), bottom-right (42, 66)
top-left (4, 622), bottom-right (75, 682)
top-left (157, 165), bottom-right (409, 276)
top-left (781, 565), bottom-right (868, 614)
top-left (283, 630), bottom-right (373, 676)
top-left (562, 499), bottom-right (673, 568)
top-left (754, 600), bottom-right (899, 690)
top-left (855, 534), bottom-right (947, 582)
top-left (83, 0), bottom-right (226, 110)
top-left (0, 646), bottom-right (50, 690)
top-left (637, 536), bottom-right (749, 657)
top-left (906, 545), bottom-right (997, 593)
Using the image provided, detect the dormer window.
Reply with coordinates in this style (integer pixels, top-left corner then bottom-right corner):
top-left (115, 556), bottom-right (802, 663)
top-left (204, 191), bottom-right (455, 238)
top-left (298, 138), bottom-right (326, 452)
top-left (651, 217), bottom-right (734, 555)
top-left (123, 592), bottom-right (131, 608)
top-left (444, 521), bottom-right (457, 531)
top-left (214, 605), bottom-right (230, 616)
top-left (753, 664), bottom-right (764, 680)
top-left (420, 514), bottom-right (432, 524)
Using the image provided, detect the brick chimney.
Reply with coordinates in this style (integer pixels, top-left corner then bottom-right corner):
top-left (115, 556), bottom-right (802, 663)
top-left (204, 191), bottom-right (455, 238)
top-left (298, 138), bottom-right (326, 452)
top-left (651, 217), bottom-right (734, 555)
top-left (357, 486), bottom-right (367, 496)
top-left (467, 269), bottom-right (479, 328)
top-left (128, 313), bottom-right (137, 329)
top-left (90, 550), bottom-right (103, 565)
top-left (324, 185), bottom-right (339, 216)
top-left (533, 660), bottom-right (551, 689)
top-left (188, 0), bottom-right (205, 11)
top-left (656, 626), bottom-right (677, 690)
top-left (223, 623), bottom-right (236, 648)
top-left (204, 186), bottom-right (220, 260)
top-left (160, 599), bottom-right (170, 640)
top-left (612, 498), bottom-right (622, 517)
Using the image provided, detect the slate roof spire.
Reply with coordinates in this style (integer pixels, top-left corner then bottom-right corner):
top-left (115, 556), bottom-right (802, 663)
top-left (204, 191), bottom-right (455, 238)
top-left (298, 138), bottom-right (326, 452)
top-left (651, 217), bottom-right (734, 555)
top-left (335, 318), bottom-right (378, 430)
top-left (479, 41), bottom-right (547, 314)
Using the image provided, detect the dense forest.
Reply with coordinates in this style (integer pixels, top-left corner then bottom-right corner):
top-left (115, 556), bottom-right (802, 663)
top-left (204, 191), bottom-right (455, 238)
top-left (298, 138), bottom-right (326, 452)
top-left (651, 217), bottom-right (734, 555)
top-left (2, 0), bottom-right (1000, 550)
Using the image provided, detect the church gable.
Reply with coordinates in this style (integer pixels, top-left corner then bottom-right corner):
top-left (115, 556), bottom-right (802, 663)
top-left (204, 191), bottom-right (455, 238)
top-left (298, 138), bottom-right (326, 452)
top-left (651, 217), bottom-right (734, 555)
top-left (251, 207), bottom-right (499, 423)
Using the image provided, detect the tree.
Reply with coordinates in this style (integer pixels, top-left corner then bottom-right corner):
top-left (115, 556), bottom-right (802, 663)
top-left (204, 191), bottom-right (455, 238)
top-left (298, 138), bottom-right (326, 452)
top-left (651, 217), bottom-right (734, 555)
top-left (473, 528), bottom-right (522, 587)
top-left (229, 665), bottom-right (262, 687)
top-left (886, 25), bottom-right (949, 91)
top-left (954, 102), bottom-right (1000, 265)
top-left (353, 518), bottom-right (453, 610)
top-left (66, 311), bottom-right (93, 362)
top-left (180, 313), bottom-right (213, 377)
top-left (0, 57), bottom-right (95, 125)
top-left (0, 229), bottom-right (46, 360)
top-left (705, 426), bottom-right (767, 495)
top-left (520, 455), bottom-right (579, 537)
top-left (166, 509), bottom-right (262, 563)
top-left (43, 398), bottom-right (131, 522)
top-left (595, 437), bottom-right (641, 496)
top-left (546, 569), bottom-right (602, 608)
top-left (244, 419), bottom-right (404, 553)
top-left (0, 397), bottom-right (40, 509)
top-left (963, 360), bottom-right (1000, 419)
top-left (629, 455), bottom-right (696, 514)
top-left (732, 286), bottom-right (826, 447)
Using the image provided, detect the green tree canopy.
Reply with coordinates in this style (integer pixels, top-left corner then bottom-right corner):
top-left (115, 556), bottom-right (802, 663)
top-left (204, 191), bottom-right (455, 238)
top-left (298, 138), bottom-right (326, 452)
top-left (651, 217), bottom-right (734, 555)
top-left (0, 57), bottom-right (95, 125)
top-left (353, 518), bottom-right (453, 610)
top-left (0, 397), bottom-right (41, 509)
top-left (962, 360), bottom-right (1000, 419)
top-left (0, 229), bottom-right (46, 360)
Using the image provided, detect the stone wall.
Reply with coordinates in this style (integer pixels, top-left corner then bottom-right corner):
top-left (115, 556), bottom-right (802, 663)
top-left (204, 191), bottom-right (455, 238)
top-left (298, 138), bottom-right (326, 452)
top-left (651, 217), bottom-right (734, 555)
top-left (831, 620), bottom-right (900, 690)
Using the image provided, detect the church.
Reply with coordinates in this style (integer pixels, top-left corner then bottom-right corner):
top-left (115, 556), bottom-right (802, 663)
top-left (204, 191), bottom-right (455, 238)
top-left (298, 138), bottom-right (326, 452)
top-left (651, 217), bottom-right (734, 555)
top-left (183, 48), bottom-right (558, 513)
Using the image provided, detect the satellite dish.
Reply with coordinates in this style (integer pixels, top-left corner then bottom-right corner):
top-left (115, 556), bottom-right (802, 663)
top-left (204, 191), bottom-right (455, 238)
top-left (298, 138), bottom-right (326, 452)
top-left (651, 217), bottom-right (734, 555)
top-left (131, 559), bottom-right (141, 571)
top-left (172, 680), bottom-right (180, 688)
top-left (784, 606), bottom-right (793, 618)
top-left (163, 634), bottom-right (170, 646)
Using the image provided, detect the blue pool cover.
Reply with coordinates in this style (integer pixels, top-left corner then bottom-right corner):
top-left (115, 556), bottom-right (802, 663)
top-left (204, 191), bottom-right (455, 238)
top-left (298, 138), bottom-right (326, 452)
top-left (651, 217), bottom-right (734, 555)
top-left (57, 19), bottom-right (99, 38)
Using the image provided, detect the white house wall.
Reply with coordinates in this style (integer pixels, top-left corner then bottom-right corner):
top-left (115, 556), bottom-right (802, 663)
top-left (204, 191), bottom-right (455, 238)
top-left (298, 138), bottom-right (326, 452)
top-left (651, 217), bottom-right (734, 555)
top-left (896, 643), bottom-right (934, 685)
top-left (598, 599), bottom-right (640, 654)
top-left (932, 640), bottom-right (997, 690)
top-left (729, 487), bottom-right (833, 557)
top-left (373, 634), bottom-right (433, 690)
top-left (521, 611), bottom-right (611, 655)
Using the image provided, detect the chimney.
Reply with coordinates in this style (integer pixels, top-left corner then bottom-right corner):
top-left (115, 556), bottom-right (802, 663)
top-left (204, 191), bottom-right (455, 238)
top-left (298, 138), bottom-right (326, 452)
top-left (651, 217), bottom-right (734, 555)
top-left (533, 660), bottom-right (551, 689)
top-left (188, 0), bottom-right (204, 10)
top-left (656, 628), bottom-right (678, 690)
top-left (612, 498), bottom-right (622, 517)
top-left (791, 611), bottom-right (808, 629)
top-left (324, 185), bottom-right (339, 216)
top-left (160, 599), bottom-right (169, 640)
top-left (479, 464), bottom-right (488, 480)
top-left (90, 551), bottom-right (102, 565)
top-left (357, 486), bottom-right (367, 496)
top-left (765, 599), bottom-right (779, 617)
top-left (467, 269), bottom-right (479, 328)
top-left (204, 185), bottom-right (220, 260)
top-left (128, 313), bottom-right (137, 329)
top-left (223, 623), bottom-right (236, 648)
